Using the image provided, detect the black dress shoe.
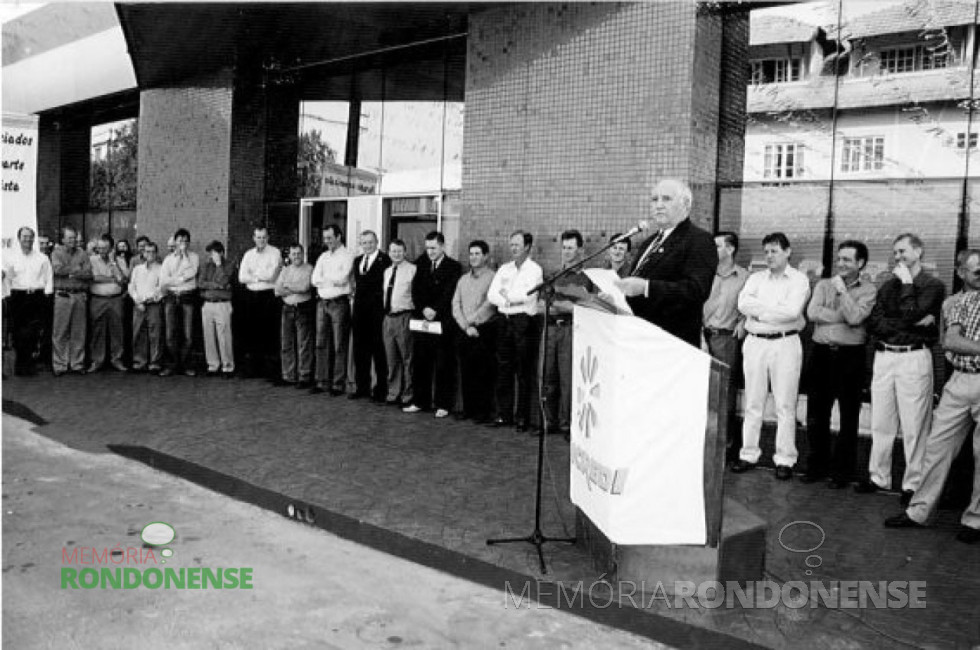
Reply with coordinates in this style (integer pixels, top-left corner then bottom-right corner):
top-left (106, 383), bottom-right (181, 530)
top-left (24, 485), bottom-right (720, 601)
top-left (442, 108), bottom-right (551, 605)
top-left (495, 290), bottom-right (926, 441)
top-left (774, 466), bottom-right (793, 481)
top-left (308, 386), bottom-right (326, 395)
top-left (329, 389), bottom-right (344, 397)
top-left (270, 378), bottom-right (294, 387)
top-left (296, 380), bottom-right (314, 389)
top-left (730, 460), bottom-right (757, 474)
top-left (855, 480), bottom-right (880, 494)
top-left (955, 526), bottom-right (980, 544)
top-left (828, 478), bottom-right (849, 489)
top-left (799, 472), bottom-right (825, 484)
top-left (884, 513), bottom-right (925, 529)
top-left (900, 490), bottom-right (914, 508)
top-left (348, 392), bottom-right (367, 400)
top-left (492, 418), bottom-right (513, 428)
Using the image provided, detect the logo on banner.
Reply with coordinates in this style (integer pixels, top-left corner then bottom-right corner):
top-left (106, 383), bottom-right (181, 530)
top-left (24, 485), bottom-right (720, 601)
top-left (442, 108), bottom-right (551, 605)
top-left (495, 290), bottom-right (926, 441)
top-left (576, 346), bottom-right (601, 438)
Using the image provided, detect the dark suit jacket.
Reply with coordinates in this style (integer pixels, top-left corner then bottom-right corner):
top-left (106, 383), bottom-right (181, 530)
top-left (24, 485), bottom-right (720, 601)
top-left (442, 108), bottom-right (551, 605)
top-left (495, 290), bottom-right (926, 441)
top-left (352, 251), bottom-right (391, 322)
top-left (412, 254), bottom-right (463, 332)
top-left (626, 218), bottom-right (718, 348)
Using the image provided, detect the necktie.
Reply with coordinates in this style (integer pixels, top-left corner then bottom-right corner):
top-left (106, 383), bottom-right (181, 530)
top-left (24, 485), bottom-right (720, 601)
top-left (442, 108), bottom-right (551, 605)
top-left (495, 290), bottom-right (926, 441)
top-left (384, 265), bottom-right (397, 314)
top-left (362, 255), bottom-right (369, 275)
top-left (632, 230), bottom-right (665, 277)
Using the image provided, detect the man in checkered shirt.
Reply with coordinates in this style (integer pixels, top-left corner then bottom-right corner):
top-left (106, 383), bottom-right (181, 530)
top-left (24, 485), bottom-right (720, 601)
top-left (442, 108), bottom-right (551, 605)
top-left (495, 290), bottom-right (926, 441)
top-left (886, 249), bottom-right (980, 544)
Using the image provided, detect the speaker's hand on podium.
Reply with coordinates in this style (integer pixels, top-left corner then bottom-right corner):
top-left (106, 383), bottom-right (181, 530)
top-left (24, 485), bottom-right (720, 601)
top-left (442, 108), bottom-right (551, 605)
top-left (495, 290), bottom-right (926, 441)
top-left (615, 277), bottom-right (647, 298)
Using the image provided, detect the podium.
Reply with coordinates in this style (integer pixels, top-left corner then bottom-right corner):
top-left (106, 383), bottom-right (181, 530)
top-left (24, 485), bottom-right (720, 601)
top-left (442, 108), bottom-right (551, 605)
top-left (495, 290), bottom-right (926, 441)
top-left (570, 307), bottom-right (765, 587)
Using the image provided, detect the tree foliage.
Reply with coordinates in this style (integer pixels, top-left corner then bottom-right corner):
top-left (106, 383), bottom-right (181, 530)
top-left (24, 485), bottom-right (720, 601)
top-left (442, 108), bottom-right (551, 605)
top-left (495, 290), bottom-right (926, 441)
top-left (298, 129), bottom-right (337, 197)
top-left (89, 120), bottom-right (138, 210)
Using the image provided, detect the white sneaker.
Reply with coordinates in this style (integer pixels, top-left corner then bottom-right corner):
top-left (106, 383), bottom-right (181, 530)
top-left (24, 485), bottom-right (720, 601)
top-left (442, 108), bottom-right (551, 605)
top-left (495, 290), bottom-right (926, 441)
top-left (434, 409), bottom-right (450, 418)
top-left (402, 404), bottom-right (422, 414)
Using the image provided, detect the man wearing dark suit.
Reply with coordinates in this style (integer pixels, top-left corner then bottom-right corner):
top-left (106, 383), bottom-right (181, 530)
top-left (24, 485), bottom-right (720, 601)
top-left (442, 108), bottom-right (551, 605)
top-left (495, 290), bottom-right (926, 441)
top-left (616, 179), bottom-right (717, 348)
top-left (350, 230), bottom-right (391, 401)
top-left (404, 231), bottom-right (463, 418)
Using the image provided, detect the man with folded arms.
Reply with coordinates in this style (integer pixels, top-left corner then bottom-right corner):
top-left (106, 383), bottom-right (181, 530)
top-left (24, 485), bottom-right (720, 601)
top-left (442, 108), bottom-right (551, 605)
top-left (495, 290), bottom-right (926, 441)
top-left (731, 232), bottom-right (810, 481)
top-left (129, 242), bottom-right (165, 373)
top-left (87, 235), bottom-right (128, 373)
top-left (858, 233), bottom-right (946, 506)
top-left (4, 227), bottom-right (53, 376)
top-left (802, 240), bottom-right (877, 487)
top-left (159, 228), bottom-right (199, 377)
top-left (488, 230), bottom-right (543, 432)
top-left (198, 240), bottom-right (236, 377)
top-left (238, 226), bottom-right (282, 379)
top-left (382, 239), bottom-right (417, 407)
top-left (310, 225), bottom-right (354, 396)
top-left (275, 243), bottom-right (315, 388)
top-left (50, 227), bottom-right (93, 375)
top-left (452, 240), bottom-right (497, 423)
top-left (885, 249), bottom-right (980, 544)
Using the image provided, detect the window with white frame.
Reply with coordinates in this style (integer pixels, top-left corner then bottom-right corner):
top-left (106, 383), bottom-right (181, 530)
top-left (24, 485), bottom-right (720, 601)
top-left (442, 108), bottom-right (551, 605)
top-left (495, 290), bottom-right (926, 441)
top-left (957, 132), bottom-right (979, 150)
top-left (841, 137), bottom-right (885, 173)
top-left (763, 143), bottom-right (805, 179)
top-left (877, 44), bottom-right (952, 74)
top-left (747, 58), bottom-right (803, 84)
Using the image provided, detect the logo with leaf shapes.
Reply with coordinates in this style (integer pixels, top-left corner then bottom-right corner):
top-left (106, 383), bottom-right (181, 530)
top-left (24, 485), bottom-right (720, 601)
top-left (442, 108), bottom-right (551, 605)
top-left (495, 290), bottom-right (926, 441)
top-left (576, 346), bottom-right (601, 438)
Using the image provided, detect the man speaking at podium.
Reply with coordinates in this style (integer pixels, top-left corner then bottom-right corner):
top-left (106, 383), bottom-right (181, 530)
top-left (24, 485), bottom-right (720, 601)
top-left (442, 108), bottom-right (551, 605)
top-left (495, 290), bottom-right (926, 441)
top-left (616, 179), bottom-right (717, 347)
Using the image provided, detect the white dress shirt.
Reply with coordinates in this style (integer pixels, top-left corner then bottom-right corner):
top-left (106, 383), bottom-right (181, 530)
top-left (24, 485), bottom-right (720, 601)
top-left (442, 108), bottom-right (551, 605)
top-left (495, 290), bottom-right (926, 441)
top-left (238, 246), bottom-right (281, 291)
top-left (3, 248), bottom-right (53, 293)
top-left (738, 266), bottom-right (811, 334)
top-left (311, 244), bottom-right (354, 299)
top-left (488, 258), bottom-right (543, 316)
top-left (130, 262), bottom-right (163, 304)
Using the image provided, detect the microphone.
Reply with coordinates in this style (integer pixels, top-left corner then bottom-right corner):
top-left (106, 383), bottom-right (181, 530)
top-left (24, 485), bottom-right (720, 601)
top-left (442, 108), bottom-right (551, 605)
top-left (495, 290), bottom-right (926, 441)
top-left (613, 221), bottom-right (650, 243)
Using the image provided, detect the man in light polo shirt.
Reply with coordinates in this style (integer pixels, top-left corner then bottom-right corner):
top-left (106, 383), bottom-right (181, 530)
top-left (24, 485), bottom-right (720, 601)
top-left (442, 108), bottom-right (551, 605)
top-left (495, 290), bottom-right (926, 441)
top-left (452, 240), bottom-right (497, 424)
top-left (310, 224), bottom-right (354, 396)
top-left (488, 230), bottom-right (543, 432)
top-left (238, 226), bottom-right (282, 379)
top-left (88, 234), bottom-right (128, 373)
top-left (3, 227), bottom-right (53, 376)
top-left (731, 232), bottom-right (811, 480)
top-left (159, 228), bottom-right (199, 377)
top-left (802, 240), bottom-right (877, 487)
top-left (382, 239), bottom-right (417, 407)
top-left (859, 233), bottom-right (946, 505)
top-left (275, 243), bottom-right (315, 388)
top-left (702, 231), bottom-right (749, 456)
top-left (50, 227), bottom-right (93, 375)
top-left (129, 241), bottom-right (164, 373)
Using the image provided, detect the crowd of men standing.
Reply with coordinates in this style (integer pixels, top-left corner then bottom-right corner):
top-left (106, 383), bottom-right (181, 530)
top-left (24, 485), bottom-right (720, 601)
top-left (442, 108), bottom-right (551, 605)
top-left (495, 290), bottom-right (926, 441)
top-left (3, 177), bottom-right (978, 545)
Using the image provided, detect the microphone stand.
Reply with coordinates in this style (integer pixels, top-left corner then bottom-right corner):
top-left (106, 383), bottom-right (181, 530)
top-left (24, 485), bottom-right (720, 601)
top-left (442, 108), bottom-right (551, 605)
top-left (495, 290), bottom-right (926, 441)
top-left (486, 230), bottom-right (645, 574)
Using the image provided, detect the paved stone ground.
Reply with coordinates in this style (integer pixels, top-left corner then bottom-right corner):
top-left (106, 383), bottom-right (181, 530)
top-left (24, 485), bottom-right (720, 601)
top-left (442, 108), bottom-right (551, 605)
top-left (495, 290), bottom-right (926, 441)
top-left (4, 372), bottom-right (980, 648)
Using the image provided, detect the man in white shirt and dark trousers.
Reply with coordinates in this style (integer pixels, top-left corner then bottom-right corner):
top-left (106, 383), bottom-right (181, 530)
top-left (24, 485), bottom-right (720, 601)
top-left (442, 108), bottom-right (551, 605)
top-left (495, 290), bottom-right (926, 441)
top-left (310, 224), bottom-right (354, 396)
top-left (4, 227), bottom-right (53, 376)
top-left (731, 232), bottom-right (811, 480)
top-left (238, 226), bottom-right (282, 379)
top-left (488, 230), bottom-right (543, 432)
top-left (129, 241), bottom-right (164, 373)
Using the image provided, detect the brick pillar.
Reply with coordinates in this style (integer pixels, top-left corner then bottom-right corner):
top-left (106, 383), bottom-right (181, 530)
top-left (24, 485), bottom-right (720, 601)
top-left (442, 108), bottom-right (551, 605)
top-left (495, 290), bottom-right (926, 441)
top-left (462, 2), bottom-right (747, 270)
top-left (136, 69), bottom-right (234, 255)
top-left (36, 115), bottom-right (62, 239)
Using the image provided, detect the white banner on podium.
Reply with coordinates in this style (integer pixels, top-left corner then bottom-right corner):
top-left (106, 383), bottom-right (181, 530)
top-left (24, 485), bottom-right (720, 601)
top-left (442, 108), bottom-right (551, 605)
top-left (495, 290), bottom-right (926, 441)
top-left (570, 307), bottom-right (711, 545)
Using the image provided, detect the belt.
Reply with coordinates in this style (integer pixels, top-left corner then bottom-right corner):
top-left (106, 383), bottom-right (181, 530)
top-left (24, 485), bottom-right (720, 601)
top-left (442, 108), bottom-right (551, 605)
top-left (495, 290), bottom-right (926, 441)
top-left (283, 300), bottom-right (312, 308)
top-left (385, 310), bottom-right (411, 317)
top-left (548, 319), bottom-right (572, 327)
top-left (816, 342), bottom-right (864, 351)
top-left (876, 342), bottom-right (926, 353)
top-left (704, 327), bottom-right (734, 337)
top-left (11, 288), bottom-right (45, 295)
top-left (503, 312), bottom-right (531, 319)
top-left (319, 296), bottom-right (349, 303)
top-left (749, 330), bottom-right (799, 340)
top-left (203, 298), bottom-right (231, 303)
top-left (55, 288), bottom-right (88, 296)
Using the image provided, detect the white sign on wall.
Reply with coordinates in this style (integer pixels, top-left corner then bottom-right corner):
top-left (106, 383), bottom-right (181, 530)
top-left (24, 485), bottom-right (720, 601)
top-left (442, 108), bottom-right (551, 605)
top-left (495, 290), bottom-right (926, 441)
top-left (2, 112), bottom-right (39, 249)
